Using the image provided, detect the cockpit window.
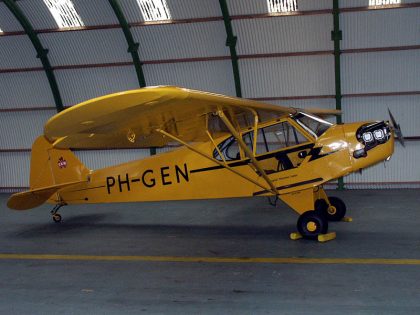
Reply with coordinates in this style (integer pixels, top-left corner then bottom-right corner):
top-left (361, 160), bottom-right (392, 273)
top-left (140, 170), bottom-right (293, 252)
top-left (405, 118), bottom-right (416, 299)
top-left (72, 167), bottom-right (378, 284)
top-left (293, 112), bottom-right (332, 137)
top-left (215, 136), bottom-right (240, 161)
top-left (213, 120), bottom-right (310, 161)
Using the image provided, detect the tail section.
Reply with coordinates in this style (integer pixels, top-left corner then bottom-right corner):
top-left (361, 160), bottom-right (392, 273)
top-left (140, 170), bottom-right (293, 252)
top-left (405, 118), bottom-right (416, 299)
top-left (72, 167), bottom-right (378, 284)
top-left (29, 136), bottom-right (89, 189)
top-left (7, 136), bottom-right (90, 210)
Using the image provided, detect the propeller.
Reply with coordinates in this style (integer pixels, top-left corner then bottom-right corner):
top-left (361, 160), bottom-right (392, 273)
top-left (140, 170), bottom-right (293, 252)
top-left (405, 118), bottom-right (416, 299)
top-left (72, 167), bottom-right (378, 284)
top-left (388, 108), bottom-right (405, 147)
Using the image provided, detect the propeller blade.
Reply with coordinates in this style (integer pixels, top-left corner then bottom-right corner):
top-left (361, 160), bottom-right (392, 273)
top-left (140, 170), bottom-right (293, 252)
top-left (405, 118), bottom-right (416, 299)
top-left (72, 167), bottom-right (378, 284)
top-left (388, 108), bottom-right (405, 147)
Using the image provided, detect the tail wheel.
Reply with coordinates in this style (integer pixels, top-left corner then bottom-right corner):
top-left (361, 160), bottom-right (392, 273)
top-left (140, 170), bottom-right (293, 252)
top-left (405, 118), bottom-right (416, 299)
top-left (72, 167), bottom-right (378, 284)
top-left (327, 197), bottom-right (346, 221)
top-left (52, 213), bottom-right (62, 223)
top-left (297, 210), bottom-right (328, 240)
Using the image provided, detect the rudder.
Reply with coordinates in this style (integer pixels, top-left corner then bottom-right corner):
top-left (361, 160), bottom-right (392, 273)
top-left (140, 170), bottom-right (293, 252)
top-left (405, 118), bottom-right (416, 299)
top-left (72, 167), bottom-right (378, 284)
top-left (30, 136), bottom-right (90, 190)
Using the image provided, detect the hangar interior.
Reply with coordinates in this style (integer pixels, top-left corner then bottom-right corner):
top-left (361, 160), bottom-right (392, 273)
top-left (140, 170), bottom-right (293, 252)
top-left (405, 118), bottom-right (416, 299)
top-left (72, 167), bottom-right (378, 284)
top-left (0, 0), bottom-right (419, 314)
top-left (0, 0), bottom-right (419, 190)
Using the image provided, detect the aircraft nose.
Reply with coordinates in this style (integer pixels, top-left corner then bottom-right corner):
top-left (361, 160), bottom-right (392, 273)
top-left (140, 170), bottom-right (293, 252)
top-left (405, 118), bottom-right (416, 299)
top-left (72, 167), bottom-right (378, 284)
top-left (344, 120), bottom-right (394, 171)
top-left (352, 121), bottom-right (392, 159)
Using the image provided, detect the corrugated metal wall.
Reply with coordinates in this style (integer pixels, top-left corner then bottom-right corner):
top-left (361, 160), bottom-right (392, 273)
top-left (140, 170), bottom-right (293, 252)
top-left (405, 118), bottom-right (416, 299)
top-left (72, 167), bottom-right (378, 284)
top-left (55, 66), bottom-right (139, 106)
top-left (342, 50), bottom-right (420, 94)
top-left (132, 22), bottom-right (228, 60)
top-left (235, 15), bottom-right (333, 54)
top-left (39, 30), bottom-right (132, 66)
top-left (240, 56), bottom-right (335, 98)
top-left (143, 61), bottom-right (236, 96)
top-left (341, 8), bottom-right (420, 48)
top-left (0, 72), bottom-right (55, 108)
top-left (1, 0), bottom-right (419, 191)
top-left (340, 0), bottom-right (420, 8)
top-left (0, 36), bottom-right (42, 69)
top-left (227, 0), bottom-right (332, 15)
top-left (340, 4), bottom-right (420, 188)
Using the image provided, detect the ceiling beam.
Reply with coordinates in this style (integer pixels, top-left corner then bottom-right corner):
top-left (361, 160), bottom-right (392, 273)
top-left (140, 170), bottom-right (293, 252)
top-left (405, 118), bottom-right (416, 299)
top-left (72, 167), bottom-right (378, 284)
top-left (332, 0), bottom-right (344, 190)
top-left (108, 0), bottom-right (155, 155)
top-left (3, 0), bottom-right (64, 112)
top-left (219, 0), bottom-right (242, 98)
top-left (108, 0), bottom-right (146, 88)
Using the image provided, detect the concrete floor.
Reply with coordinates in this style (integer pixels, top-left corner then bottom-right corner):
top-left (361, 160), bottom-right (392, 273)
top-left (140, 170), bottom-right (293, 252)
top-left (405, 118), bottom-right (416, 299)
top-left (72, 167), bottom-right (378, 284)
top-left (0, 190), bottom-right (419, 314)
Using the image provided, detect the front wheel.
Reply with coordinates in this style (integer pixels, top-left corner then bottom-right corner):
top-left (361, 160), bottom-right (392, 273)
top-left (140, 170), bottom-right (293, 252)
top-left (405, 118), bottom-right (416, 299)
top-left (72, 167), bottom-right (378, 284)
top-left (297, 210), bottom-right (328, 240)
top-left (326, 197), bottom-right (346, 222)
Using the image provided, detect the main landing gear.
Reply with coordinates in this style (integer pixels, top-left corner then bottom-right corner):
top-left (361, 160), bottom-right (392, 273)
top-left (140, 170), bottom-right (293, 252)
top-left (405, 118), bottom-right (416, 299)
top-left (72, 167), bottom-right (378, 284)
top-left (297, 210), bottom-right (328, 240)
top-left (50, 203), bottom-right (66, 223)
top-left (325, 197), bottom-right (347, 222)
top-left (289, 190), bottom-right (348, 241)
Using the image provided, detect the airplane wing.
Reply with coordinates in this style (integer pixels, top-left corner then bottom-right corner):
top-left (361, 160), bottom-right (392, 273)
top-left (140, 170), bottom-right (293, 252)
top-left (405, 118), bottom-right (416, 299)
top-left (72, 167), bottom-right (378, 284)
top-left (44, 86), bottom-right (340, 149)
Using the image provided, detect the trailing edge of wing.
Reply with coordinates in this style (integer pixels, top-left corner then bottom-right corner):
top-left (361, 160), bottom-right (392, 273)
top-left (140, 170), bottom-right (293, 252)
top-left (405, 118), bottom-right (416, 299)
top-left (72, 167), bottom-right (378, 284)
top-left (301, 108), bottom-right (342, 118)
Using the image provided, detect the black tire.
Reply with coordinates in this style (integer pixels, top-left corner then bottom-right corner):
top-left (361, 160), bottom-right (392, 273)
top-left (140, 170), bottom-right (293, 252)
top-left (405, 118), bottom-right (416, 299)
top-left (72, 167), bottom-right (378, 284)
top-left (53, 213), bottom-right (62, 223)
top-left (326, 197), bottom-right (346, 222)
top-left (297, 210), bottom-right (328, 240)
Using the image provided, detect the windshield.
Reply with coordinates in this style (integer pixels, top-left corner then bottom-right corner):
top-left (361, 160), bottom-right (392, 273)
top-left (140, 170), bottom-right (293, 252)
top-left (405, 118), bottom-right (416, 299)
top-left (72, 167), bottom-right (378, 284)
top-left (293, 112), bottom-right (332, 137)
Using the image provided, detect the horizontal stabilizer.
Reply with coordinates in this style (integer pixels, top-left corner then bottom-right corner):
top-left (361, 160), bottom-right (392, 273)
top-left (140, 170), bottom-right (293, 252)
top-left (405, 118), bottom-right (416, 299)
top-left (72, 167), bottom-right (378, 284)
top-left (7, 180), bottom-right (86, 211)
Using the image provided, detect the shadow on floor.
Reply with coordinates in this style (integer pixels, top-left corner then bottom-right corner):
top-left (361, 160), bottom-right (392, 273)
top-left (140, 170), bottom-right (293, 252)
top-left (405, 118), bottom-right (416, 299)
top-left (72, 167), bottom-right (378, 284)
top-left (11, 213), bottom-right (295, 240)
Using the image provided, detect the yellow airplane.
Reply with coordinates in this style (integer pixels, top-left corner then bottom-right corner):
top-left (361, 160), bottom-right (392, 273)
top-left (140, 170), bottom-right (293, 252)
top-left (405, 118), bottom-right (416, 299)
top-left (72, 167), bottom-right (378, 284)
top-left (7, 86), bottom-right (402, 240)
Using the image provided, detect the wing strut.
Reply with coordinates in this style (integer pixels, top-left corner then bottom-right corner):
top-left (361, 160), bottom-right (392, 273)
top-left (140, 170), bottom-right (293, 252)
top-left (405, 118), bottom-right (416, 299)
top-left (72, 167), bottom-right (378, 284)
top-left (216, 109), bottom-right (278, 195)
top-left (155, 129), bottom-right (273, 193)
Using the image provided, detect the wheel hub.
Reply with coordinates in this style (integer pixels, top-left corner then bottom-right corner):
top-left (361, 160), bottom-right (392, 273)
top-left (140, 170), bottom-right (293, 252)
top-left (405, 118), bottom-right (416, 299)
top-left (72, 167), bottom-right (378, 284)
top-left (328, 206), bottom-right (337, 215)
top-left (306, 221), bottom-right (317, 232)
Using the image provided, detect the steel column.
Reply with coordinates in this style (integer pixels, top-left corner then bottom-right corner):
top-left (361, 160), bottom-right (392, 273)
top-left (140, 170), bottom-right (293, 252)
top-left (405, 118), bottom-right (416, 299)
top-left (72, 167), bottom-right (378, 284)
top-left (108, 0), bottom-right (156, 155)
top-left (219, 0), bottom-right (242, 97)
top-left (3, 0), bottom-right (64, 112)
top-left (332, 0), bottom-right (344, 190)
top-left (108, 0), bottom-right (146, 88)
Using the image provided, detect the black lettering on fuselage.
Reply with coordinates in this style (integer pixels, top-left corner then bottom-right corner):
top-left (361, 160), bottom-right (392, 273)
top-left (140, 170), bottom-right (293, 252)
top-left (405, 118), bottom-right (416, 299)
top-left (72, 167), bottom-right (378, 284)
top-left (160, 166), bottom-right (172, 185)
top-left (106, 164), bottom-right (189, 193)
top-left (142, 169), bottom-right (156, 188)
top-left (106, 176), bottom-right (115, 194)
top-left (118, 173), bottom-right (131, 192)
top-left (175, 163), bottom-right (189, 183)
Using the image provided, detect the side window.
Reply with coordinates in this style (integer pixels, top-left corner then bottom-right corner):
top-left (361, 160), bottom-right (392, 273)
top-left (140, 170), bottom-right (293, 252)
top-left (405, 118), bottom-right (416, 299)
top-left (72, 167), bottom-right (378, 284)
top-left (256, 121), bottom-right (308, 155)
top-left (214, 136), bottom-right (240, 161)
top-left (213, 121), bottom-right (309, 161)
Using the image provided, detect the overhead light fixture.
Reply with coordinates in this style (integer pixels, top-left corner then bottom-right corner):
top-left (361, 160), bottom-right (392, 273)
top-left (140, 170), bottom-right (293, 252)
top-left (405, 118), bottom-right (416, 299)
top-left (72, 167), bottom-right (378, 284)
top-left (0, 27), bottom-right (3, 33)
top-left (369, 0), bottom-right (401, 6)
top-left (43, 0), bottom-right (85, 28)
top-left (136, 0), bottom-right (172, 22)
top-left (267, 0), bottom-right (298, 14)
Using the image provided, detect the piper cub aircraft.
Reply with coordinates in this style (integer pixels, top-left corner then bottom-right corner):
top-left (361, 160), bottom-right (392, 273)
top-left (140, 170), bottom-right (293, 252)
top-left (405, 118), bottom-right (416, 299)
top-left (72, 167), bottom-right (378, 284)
top-left (7, 86), bottom-right (401, 240)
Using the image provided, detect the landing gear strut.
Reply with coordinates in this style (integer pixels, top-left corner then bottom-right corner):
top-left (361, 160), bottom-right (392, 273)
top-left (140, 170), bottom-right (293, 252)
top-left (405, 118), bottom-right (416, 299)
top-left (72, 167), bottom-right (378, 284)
top-left (50, 203), bottom-right (66, 223)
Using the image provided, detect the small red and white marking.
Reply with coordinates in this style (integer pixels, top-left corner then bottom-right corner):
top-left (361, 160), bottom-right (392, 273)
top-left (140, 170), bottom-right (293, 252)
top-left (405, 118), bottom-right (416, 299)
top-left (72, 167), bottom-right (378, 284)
top-left (58, 157), bottom-right (67, 169)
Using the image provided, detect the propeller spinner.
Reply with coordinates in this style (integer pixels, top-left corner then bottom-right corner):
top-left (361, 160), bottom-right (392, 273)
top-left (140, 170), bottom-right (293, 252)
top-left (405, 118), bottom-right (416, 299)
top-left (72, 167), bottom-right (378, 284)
top-left (388, 108), bottom-right (405, 147)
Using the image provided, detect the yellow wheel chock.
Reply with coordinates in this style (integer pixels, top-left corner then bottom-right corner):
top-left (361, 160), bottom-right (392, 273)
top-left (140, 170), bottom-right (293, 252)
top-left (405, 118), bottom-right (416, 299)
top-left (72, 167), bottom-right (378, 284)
top-left (289, 231), bottom-right (337, 242)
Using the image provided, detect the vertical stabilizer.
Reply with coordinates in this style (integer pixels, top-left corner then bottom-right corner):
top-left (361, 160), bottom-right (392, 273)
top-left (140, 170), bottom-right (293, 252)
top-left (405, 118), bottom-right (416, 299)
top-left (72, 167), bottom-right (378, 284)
top-left (29, 136), bottom-right (90, 190)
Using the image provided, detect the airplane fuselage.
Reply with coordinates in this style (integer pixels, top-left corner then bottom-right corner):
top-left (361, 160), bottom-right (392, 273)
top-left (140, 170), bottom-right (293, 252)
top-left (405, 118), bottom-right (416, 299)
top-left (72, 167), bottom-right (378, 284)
top-left (51, 116), bottom-right (394, 214)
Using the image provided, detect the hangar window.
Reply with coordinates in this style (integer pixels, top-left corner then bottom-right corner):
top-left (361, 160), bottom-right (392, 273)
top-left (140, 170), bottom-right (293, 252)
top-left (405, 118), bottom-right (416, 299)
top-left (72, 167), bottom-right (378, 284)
top-left (369, 0), bottom-right (401, 6)
top-left (43, 0), bottom-right (84, 28)
top-left (137, 0), bottom-right (172, 22)
top-left (267, 0), bottom-right (298, 13)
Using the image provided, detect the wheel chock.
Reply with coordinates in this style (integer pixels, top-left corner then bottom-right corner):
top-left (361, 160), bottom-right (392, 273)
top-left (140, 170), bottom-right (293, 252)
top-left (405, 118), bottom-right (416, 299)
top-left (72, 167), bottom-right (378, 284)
top-left (289, 232), bottom-right (302, 240)
top-left (341, 216), bottom-right (353, 222)
top-left (317, 232), bottom-right (336, 243)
